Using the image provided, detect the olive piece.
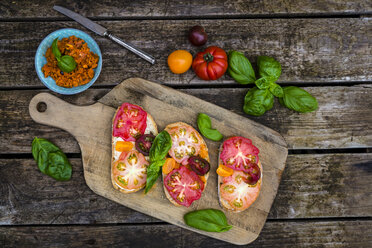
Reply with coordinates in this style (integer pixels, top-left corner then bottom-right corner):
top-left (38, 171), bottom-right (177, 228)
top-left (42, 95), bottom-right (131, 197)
top-left (135, 134), bottom-right (155, 156)
top-left (188, 156), bottom-right (210, 176)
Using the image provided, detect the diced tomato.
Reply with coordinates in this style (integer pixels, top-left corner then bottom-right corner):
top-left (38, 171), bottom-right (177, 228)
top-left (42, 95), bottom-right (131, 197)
top-left (164, 166), bottom-right (204, 207)
top-left (113, 103), bottom-right (147, 141)
top-left (115, 141), bottom-right (134, 152)
top-left (166, 124), bottom-right (202, 165)
top-left (220, 170), bottom-right (261, 211)
top-left (162, 158), bottom-right (177, 175)
top-left (112, 150), bottom-right (148, 191)
top-left (220, 136), bottom-right (259, 172)
top-left (216, 164), bottom-right (234, 177)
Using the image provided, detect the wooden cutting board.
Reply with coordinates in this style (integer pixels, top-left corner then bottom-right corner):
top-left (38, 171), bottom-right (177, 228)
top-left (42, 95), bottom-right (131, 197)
top-left (29, 78), bottom-right (288, 245)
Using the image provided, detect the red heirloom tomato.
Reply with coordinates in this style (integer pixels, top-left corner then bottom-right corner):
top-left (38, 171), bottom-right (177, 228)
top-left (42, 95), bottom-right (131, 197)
top-left (192, 46), bottom-right (228, 80)
top-left (220, 170), bottom-right (261, 211)
top-left (113, 103), bottom-right (147, 141)
top-left (220, 136), bottom-right (260, 172)
top-left (113, 150), bottom-right (149, 191)
top-left (164, 166), bottom-right (204, 207)
top-left (166, 125), bottom-right (202, 165)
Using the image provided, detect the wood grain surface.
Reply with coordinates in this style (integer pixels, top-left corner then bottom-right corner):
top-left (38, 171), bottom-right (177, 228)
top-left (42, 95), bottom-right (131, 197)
top-left (1, 153), bottom-right (371, 225)
top-left (1, 0), bottom-right (371, 18)
top-left (1, 85), bottom-right (371, 154)
top-left (0, 18), bottom-right (371, 87)
top-left (1, 2), bottom-right (372, 247)
top-left (1, 220), bottom-right (371, 248)
top-left (28, 78), bottom-right (288, 245)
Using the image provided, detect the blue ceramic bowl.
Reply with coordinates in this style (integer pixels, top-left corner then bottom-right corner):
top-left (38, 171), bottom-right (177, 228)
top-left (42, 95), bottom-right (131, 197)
top-left (35, 28), bottom-right (102, 95)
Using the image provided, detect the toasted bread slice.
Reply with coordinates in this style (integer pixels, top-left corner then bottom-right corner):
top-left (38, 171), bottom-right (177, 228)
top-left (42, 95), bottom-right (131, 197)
top-left (162, 122), bottom-right (209, 207)
top-left (217, 139), bottom-right (262, 212)
top-left (111, 104), bottom-right (158, 193)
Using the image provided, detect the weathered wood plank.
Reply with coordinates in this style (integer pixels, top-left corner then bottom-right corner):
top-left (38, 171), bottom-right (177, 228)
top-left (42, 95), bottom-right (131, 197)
top-left (1, 0), bottom-right (371, 19)
top-left (1, 154), bottom-right (370, 225)
top-left (1, 220), bottom-right (371, 248)
top-left (1, 86), bottom-right (371, 154)
top-left (0, 18), bottom-right (371, 87)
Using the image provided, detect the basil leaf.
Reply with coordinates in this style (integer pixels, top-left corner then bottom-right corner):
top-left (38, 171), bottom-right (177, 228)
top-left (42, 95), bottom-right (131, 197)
top-left (197, 113), bottom-right (223, 141)
top-left (281, 86), bottom-right (318, 113)
top-left (145, 131), bottom-right (172, 193)
top-left (255, 77), bottom-right (271, 90)
top-left (31, 137), bottom-right (72, 181)
top-left (227, 51), bottom-right (256, 84)
top-left (149, 131), bottom-right (172, 163)
top-left (144, 159), bottom-right (165, 194)
top-left (52, 38), bottom-right (61, 60)
top-left (243, 87), bottom-right (274, 116)
top-left (269, 82), bottom-right (284, 97)
top-left (58, 55), bottom-right (77, 73)
top-left (47, 151), bottom-right (72, 181)
top-left (257, 56), bottom-right (281, 81)
top-left (184, 209), bottom-right (233, 233)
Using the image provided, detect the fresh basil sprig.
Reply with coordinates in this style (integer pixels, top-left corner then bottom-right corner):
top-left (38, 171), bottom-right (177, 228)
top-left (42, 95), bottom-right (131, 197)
top-left (145, 131), bottom-right (172, 193)
top-left (244, 87), bottom-right (274, 116)
top-left (228, 51), bottom-right (318, 116)
top-left (279, 86), bottom-right (318, 113)
top-left (227, 51), bottom-right (255, 84)
top-left (32, 137), bottom-right (72, 181)
top-left (184, 209), bottom-right (233, 232)
top-left (52, 38), bottom-right (77, 73)
top-left (197, 113), bottom-right (223, 141)
top-left (257, 55), bottom-right (282, 82)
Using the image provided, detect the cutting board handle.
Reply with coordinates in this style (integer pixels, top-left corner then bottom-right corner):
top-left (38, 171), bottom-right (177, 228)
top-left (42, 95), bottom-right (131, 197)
top-left (29, 93), bottom-right (113, 143)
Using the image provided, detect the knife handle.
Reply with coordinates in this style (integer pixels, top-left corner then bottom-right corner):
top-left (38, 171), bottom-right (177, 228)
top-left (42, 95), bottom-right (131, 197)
top-left (106, 33), bottom-right (156, 65)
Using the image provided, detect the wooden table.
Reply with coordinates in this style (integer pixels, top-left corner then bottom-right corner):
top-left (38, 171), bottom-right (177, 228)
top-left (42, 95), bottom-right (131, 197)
top-left (0, 1), bottom-right (371, 247)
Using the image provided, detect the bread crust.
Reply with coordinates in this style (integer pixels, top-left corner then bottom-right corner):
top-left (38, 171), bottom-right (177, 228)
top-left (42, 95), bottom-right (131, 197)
top-left (162, 122), bottom-right (209, 207)
top-left (111, 104), bottom-right (158, 193)
top-left (217, 138), bottom-right (262, 212)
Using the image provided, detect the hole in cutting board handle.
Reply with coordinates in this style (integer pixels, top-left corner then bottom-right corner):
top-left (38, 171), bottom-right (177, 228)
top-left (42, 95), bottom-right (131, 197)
top-left (36, 102), bottom-right (47, 113)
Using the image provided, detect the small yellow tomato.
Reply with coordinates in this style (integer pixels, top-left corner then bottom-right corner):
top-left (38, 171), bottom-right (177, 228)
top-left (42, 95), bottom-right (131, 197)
top-left (167, 50), bottom-right (193, 74)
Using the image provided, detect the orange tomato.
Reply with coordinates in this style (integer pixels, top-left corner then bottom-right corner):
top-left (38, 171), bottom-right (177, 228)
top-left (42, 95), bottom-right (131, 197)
top-left (199, 146), bottom-right (208, 159)
top-left (167, 50), bottom-right (193, 74)
top-left (162, 158), bottom-right (177, 175)
top-left (216, 164), bottom-right (234, 177)
top-left (115, 141), bottom-right (134, 152)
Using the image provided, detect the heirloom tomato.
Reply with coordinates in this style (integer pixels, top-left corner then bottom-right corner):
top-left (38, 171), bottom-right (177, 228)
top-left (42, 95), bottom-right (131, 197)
top-left (164, 166), bottom-right (204, 207)
top-left (192, 46), bottom-right (228, 80)
top-left (113, 103), bottom-right (147, 142)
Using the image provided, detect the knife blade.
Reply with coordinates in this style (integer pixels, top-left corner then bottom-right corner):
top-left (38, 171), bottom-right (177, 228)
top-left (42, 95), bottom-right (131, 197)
top-left (53, 6), bottom-right (156, 64)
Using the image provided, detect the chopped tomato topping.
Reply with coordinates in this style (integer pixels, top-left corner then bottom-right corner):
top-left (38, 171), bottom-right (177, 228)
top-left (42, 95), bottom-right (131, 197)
top-left (166, 124), bottom-right (202, 165)
top-left (112, 150), bottom-right (148, 190)
top-left (220, 170), bottom-right (261, 211)
top-left (115, 141), bottom-right (134, 152)
top-left (164, 166), bottom-right (204, 207)
top-left (113, 103), bottom-right (147, 141)
top-left (220, 136), bottom-right (259, 172)
top-left (216, 164), bottom-right (234, 177)
top-left (162, 158), bottom-right (177, 175)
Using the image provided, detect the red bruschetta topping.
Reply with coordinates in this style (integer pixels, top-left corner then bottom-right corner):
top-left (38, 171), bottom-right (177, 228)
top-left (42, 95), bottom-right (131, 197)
top-left (112, 150), bottom-right (148, 190)
top-left (220, 170), bottom-right (261, 211)
top-left (113, 103), bottom-right (147, 141)
top-left (164, 166), bottom-right (204, 207)
top-left (220, 136), bottom-right (259, 172)
top-left (166, 125), bottom-right (202, 165)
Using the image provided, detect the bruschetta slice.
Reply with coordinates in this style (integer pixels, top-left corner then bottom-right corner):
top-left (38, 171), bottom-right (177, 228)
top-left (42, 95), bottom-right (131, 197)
top-left (162, 122), bottom-right (210, 207)
top-left (112, 103), bottom-right (158, 193)
top-left (217, 136), bottom-right (262, 212)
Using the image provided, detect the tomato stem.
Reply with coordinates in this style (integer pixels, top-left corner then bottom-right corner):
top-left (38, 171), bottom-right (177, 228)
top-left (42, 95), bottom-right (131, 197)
top-left (203, 53), bottom-right (214, 63)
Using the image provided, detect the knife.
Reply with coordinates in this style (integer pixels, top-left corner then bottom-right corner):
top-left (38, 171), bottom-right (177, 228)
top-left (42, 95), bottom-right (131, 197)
top-left (53, 6), bottom-right (156, 65)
